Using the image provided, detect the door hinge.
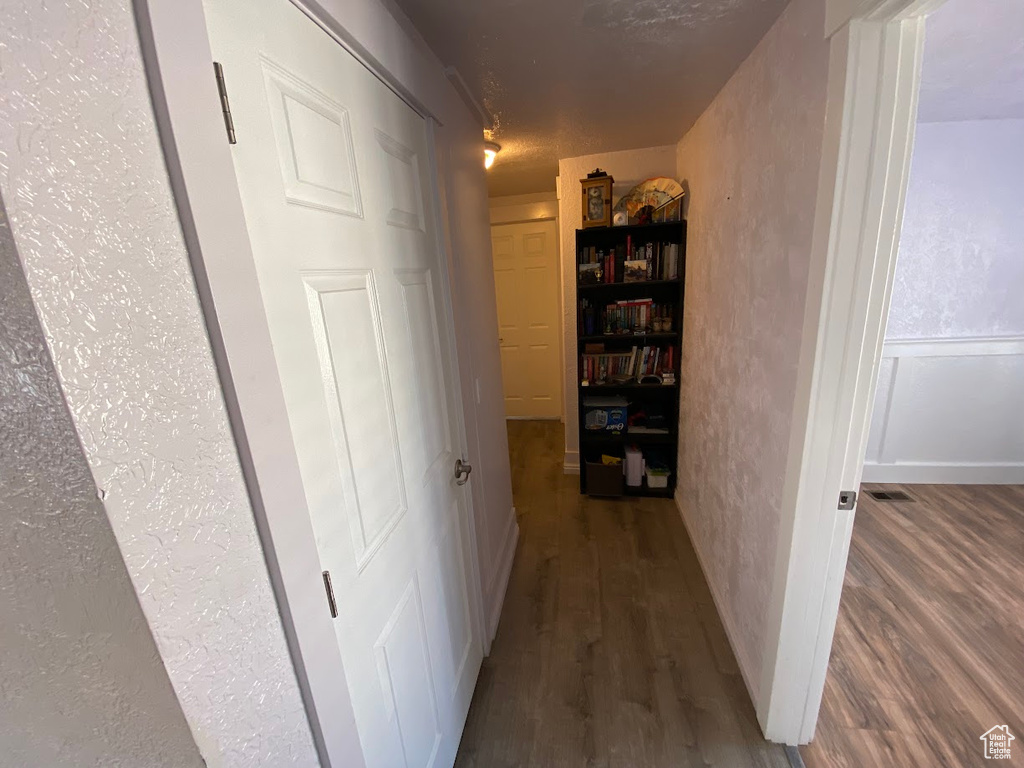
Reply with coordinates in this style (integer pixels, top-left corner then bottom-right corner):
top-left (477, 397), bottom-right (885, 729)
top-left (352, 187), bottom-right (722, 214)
top-left (213, 62), bottom-right (237, 145)
top-left (322, 570), bottom-right (338, 618)
top-left (838, 490), bottom-right (857, 511)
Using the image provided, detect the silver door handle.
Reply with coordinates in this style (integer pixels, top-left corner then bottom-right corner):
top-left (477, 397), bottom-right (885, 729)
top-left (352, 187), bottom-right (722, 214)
top-left (454, 458), bottom-right (473, 486)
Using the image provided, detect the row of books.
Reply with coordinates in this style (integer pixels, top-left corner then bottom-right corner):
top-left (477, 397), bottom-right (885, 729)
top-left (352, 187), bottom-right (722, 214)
top-left (580, 345), bottom-right (677, 385)
top-left (577, 239), bottom-right (682, 285)
top-left (579, 298), bottom-right (675, 336)
top-left (581, 352), bottom-right (632, 384)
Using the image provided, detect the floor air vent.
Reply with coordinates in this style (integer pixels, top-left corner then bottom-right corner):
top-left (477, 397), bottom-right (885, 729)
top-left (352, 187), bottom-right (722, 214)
top-left (867, 490), bottom-right (913, 502)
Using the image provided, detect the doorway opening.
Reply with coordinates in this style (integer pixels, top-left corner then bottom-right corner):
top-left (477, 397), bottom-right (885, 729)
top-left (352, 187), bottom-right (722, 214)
top-left (491, 220), bottom-right (562, 420)
top-left (802, 1), bottom-right (1024, 762)
top-left (488, 198), bottom-right (564, 421)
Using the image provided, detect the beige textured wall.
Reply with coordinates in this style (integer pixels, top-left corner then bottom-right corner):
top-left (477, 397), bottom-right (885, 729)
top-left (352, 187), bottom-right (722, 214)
top-left (556, 146), bottom-right (678, 468)
top-left (673, 0), bottom-right (829, 700)
top-left (489, 192), bottom-right (559, 225)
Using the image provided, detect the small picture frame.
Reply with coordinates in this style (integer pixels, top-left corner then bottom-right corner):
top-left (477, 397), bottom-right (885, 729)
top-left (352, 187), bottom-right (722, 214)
top-left (624, 260), bottom-right (647, 283)
top-left (653, 193), bottom-right (684, 223)
top-left (578, 263), bottom-right (603, 285)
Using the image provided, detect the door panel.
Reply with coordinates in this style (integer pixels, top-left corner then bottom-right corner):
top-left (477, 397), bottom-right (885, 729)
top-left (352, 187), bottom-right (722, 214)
top-left (377, 130), bottom-right (426, 230)
top-left (490, 220), bottom-right (562, 418)
top-left (431, 510), bottom-right (473, 696)
top-left (396, 270), bottom-right (452, 480)
top-left (302, 270), bottom-right (408, 567)
top-left (262, 56), bottom-right (363, 216)
top-left (374, 577), bottom-right (442, 768)
top-left (203, 1), bottom-right (481, 765)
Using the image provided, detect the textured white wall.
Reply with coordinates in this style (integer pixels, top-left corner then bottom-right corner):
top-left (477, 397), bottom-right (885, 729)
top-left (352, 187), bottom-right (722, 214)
top-left (862, 119), bottom-right (1024, 483)
top-left (886, 119), bottom-right (1024, 339)
top-left (673, 0), bottom-right (829, 700)
top-left (0, 193), bottom-right (204, 768)
top-left (917, 0), bottom-right (1024, 124)
top-left (0, 1), bottom-right (318, 765)
top-left (556, 145), bottom-right (678, 467)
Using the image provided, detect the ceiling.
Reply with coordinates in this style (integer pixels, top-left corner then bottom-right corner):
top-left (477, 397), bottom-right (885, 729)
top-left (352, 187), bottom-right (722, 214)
top-left (918, 0), bottom-right (1024, 123)
top-left (392, 0), bottom-right (789, 196)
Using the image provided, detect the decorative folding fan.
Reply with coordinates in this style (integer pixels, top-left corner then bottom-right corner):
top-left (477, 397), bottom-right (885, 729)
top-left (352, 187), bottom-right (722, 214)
top-left (613, 177), bottom-right (684, 222)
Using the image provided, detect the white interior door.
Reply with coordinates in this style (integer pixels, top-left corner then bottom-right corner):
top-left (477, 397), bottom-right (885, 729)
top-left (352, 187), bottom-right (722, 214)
top-left (202, 1), bottom-right (482, 765)
top-left (490, 220), bottom-right (562, 419)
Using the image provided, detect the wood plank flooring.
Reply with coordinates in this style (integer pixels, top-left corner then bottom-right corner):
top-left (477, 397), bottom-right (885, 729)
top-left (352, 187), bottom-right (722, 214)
top-left (454, 420), bottom-right (788, 768)
top-left (801, 483), bottom-right (1024, 768)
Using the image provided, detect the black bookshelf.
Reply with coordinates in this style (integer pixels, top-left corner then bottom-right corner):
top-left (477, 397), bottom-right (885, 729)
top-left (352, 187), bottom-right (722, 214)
top-left (576, 220), bottom-right (686, 497)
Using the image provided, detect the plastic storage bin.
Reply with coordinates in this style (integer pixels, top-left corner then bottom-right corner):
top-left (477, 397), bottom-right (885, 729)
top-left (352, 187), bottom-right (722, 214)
top-left (645, 466), bottom-right (670, 489)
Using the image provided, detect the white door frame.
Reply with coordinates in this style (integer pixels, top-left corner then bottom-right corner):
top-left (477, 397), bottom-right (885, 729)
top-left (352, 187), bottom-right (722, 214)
top-left (133, 1), bottom-right (486, 765)
top-left (757, 0), bottom-right (946, 745)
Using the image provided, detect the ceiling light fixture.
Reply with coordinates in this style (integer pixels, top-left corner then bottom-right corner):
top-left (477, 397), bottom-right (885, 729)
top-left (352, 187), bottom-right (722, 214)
top-left (484, 141), bottom-right (501, 170)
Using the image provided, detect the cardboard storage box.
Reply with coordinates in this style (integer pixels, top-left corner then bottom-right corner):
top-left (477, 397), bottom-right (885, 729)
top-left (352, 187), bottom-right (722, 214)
top-left (583, 396), bottom-right (628, 434)
top-left (585, 451), bottom-right (623, 497)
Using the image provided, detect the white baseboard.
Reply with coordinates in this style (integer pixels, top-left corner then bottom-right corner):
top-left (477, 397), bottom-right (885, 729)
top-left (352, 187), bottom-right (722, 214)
top-left (563, 450), bottom-right (580, 475)
top-left (674, 490), bottom-right (761, 708)
top-left (486, 508), bottom-right (519, 645)
top-left (862, 461), bottom-right (1024, 485)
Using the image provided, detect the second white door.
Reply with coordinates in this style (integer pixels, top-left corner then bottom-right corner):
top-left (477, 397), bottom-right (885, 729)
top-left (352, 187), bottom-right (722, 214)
top-left (203, 0), bottom-right (482, 765)
top-left (491, 220), bottom-right (562, 419)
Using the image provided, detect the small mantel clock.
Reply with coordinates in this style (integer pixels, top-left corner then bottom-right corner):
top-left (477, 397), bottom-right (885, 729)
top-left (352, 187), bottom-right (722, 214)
top-left (580, 169), bottom-right (614, 228)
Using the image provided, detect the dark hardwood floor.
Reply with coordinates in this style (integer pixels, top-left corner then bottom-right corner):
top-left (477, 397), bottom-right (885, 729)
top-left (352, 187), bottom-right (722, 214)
top-left (454, 420), bottom-right (788, 768)
top-left (802, 483), bottom-right (1024, 768)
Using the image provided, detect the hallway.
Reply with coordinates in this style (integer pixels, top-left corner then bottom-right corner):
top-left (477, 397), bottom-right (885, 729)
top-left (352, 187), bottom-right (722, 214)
top-left (454, 421), bottom-right (788, 767)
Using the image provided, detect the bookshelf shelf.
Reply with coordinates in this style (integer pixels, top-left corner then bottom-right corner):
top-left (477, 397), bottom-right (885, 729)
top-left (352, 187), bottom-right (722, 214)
top-left (579, 382), bottom-right (678, 392)
top-left (579, 332), bottom-right (679, 344)
top-left (576, 220), bottom-right (686, 498)
top-left (576, 220), bottom-right (685, 239)
top-left (577, 278), bottom-right (680, 294)
top-left (624, 485), bottom-right (675, 499)
top-left (581, 430), bottom-right (675, 445)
